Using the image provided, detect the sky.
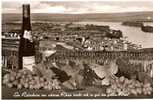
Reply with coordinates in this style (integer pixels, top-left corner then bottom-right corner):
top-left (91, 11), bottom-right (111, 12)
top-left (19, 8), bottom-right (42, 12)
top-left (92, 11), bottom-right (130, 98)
top-left (2, 0), bottom-right (153, 14)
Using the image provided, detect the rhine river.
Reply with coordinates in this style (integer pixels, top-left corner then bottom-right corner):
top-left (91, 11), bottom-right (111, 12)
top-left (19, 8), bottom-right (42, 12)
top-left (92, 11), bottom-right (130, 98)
top-left (76, 22), bottom-right (153, 48)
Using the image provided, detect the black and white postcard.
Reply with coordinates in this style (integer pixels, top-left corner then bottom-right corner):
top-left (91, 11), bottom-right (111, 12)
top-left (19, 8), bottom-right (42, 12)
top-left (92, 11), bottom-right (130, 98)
top-left (1, 0), bottom-right (153, 99)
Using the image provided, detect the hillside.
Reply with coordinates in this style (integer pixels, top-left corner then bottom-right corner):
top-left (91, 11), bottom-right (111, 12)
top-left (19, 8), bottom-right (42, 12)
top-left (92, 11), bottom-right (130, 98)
top-left (2, 11), bottom-right (153, 23)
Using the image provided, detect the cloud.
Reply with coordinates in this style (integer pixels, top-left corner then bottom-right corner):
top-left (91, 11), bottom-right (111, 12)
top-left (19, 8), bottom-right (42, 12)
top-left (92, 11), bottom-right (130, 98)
top-left (2, 1), bottom-right (153, 13)
top-left (120, 7), bottom-right (151, 12)
top-left (33, 6), bottom-right (66, 13)
top-left (2, 8), bottom-right (19, 13)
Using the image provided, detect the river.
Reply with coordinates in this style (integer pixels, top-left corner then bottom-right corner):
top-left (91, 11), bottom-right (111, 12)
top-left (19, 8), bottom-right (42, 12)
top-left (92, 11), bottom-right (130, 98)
top-left (76, 22), bottom-right (153, 48)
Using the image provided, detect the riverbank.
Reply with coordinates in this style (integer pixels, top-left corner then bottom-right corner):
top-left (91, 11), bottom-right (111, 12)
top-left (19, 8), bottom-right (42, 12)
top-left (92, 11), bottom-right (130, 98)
top-left (76, 21), bottom-right (153, 48)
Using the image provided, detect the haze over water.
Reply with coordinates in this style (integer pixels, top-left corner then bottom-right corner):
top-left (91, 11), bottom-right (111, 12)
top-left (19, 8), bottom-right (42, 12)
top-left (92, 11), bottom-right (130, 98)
top-left (77, 22), bottom-right (153, 48)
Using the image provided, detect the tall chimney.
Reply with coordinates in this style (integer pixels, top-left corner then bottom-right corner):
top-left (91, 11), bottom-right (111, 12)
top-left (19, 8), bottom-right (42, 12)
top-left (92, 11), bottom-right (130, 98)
top-left (19, 4), bottom-right (35, 71)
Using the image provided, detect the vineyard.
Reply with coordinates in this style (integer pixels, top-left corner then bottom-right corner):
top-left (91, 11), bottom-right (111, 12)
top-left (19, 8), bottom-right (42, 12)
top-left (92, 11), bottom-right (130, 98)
top-left (2, 58), bottom-right (153, 98)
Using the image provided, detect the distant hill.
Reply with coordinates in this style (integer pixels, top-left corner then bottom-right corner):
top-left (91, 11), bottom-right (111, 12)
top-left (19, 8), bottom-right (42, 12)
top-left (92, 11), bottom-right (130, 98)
top-left (2, 11), bottom-right (153, 23)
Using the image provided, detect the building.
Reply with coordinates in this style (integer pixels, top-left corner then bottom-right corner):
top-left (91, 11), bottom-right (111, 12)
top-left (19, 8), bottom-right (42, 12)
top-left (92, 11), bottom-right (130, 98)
top-left (2, 36), bottom-right (19, 69)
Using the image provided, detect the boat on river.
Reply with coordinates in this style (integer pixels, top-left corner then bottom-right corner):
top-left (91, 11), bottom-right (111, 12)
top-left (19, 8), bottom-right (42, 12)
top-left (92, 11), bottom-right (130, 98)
top-left (141, 25), bottom-right (153, 33)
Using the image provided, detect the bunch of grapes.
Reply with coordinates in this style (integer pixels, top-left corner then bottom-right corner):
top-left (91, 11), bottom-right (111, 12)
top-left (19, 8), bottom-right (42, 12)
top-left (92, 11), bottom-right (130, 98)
top-left (2, 69), bottom-right (61, 90)
top-left (106, 76), bottom-right (153, 96)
